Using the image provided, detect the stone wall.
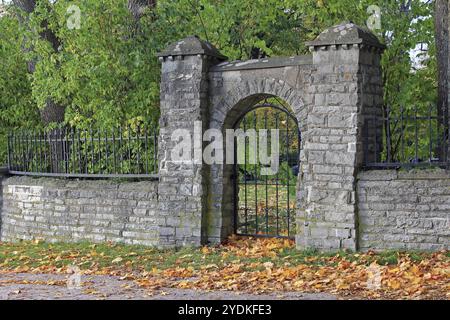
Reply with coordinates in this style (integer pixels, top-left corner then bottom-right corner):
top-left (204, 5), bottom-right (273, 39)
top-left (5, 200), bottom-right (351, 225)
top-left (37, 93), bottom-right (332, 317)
top-left (0, 176), bottom-right (159, 245)
top-left (2, 170), bottom-right (448, 251)
top-left (357, 170), bottom-right (450, 251)
top-left (0, 168), bottom-right (5, 239)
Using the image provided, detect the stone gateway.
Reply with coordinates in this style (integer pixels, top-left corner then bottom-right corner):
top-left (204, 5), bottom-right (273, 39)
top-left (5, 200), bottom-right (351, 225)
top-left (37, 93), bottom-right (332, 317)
top-left (0, 22), bottom-right (448, 251)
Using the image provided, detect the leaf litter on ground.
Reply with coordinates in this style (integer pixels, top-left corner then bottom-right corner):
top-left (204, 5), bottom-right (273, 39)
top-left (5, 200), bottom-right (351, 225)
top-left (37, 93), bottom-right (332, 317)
top-left (0, 236), bottom-right (448, 299)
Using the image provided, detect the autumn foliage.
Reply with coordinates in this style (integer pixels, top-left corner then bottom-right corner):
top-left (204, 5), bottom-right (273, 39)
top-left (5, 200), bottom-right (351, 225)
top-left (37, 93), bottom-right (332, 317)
top-left (0, 237), bottom-right (448, 300)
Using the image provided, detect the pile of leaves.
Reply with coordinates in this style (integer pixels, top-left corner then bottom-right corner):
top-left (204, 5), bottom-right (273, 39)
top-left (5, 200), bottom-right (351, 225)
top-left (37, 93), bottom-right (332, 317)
top-left (0, 237), bottom-right (448, 300)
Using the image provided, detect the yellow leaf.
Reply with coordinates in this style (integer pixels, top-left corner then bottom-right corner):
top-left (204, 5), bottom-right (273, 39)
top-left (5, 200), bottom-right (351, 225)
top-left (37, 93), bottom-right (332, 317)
top-left (151, 267), bottom-right (160, 274)
top-left (387, 279), bottom-right (401, 290)
top-left (201, 247), bottom-right (210, 254)
top-left (112, 257), bottom-right (123, 264)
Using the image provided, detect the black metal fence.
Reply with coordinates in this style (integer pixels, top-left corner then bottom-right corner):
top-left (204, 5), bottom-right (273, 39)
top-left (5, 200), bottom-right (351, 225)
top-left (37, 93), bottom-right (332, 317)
top-left (7, 126), bottom-right (158, 178)
top-left (364, 105), bottom-right (449, 169)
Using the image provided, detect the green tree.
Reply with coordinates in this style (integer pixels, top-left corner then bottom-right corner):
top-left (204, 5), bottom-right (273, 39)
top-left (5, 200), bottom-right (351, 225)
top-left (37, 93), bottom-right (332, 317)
top-left (26, 0), bottom-right (160, 130)
top-left (0, 0), bottom-right (438, 166)
top-left (0, 7), bottom-right (39, 164)
top-left (154, 0), bottom-right (436, 160)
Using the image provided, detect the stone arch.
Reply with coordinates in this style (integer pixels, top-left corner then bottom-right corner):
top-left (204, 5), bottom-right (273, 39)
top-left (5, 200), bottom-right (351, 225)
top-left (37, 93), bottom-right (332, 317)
top-left (206, 79), bottom-right (307, 244)
top-left (210, 79), bottom-right (306, 133)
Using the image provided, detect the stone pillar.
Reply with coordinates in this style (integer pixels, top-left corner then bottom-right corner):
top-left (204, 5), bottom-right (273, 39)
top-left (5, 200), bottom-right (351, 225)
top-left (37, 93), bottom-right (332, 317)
top-left (0, 167), bottom-right (6, 240)
top-left (156, 37), bottom-right (227, 247)
top-left (297, 22), bottom-right (385, 251)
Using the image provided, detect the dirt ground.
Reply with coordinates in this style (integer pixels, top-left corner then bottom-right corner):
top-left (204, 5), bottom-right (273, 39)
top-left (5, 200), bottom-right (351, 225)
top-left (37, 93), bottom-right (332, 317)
top-left (0, 272), bottom-right (338, 300)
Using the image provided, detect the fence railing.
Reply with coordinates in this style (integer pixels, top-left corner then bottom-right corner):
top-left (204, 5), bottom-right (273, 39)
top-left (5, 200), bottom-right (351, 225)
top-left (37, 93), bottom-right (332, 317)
top-left (364, 105), bottom-right (449, 169)
top-left (7, 126), bottom-right (158, 178)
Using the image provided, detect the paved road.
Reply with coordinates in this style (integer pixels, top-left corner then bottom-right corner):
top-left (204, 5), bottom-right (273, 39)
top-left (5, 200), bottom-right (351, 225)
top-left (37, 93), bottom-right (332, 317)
top-left (0, 272), bottom-right (337, 300)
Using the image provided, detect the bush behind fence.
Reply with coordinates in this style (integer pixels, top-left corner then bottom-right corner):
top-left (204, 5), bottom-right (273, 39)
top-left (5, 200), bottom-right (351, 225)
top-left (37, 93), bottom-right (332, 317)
top-left (7, 125), bottom-right (158, 178)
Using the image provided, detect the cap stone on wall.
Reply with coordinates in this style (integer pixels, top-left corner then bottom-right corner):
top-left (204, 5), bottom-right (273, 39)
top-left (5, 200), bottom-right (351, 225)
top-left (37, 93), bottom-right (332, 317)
top-left (305, 21), bottom-right (386, 52)
top-left (157, 36), bottom-right (227, 61)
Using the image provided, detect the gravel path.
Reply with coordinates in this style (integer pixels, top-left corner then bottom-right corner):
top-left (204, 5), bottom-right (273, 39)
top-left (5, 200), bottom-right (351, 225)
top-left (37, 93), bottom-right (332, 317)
top-left (0, 272), bottom-right (337, 300)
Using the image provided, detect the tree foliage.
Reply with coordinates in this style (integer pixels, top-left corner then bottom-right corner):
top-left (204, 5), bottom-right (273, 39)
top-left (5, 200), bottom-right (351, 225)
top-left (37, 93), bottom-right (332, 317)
top-left (0, 0), bottom-right (439, 164)
top-left (0, 9), bottom-right (39, 163)
top-left (25, 0), bottom-right (161, 129)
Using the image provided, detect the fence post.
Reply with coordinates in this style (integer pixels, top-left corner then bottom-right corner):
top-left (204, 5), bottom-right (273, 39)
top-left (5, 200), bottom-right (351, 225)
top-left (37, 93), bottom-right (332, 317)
top-left (297, 22), bottom-right (385, 251)
top-left (156, 37), bottom-right (227, 247)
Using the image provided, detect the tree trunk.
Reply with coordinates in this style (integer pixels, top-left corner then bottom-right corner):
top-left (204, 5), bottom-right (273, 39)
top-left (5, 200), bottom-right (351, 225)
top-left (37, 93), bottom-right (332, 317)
top-left (14, 1), bottom-right (156, 126)
top-left (13, 0), bottom-right (65, 125)
top-left (435, 0), bottom-right (449, 160)
top-left (12, 0), bottom-right (156, 172)
top-left (128, 0), bottom-right (156, 20)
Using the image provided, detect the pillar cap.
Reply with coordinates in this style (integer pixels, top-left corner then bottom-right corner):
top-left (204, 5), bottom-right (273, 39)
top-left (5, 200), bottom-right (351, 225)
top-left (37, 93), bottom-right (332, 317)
top-left (157, 36), bottom-right (228, 61)
top-left (305, 21), bottom-right (385, 51)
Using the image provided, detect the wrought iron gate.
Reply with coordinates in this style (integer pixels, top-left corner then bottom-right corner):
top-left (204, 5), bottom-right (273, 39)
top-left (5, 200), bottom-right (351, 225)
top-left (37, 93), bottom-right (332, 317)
top-left (233, 100), bottom-right (300, 238)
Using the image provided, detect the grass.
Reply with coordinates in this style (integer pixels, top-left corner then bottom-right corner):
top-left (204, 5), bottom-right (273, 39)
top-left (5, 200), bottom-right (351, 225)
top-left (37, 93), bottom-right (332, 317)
top-left (1, 239), bottom-right (448, 299)
top-left (0, 239), bottom-right (445, 274)
top-left (237, 184), bottom-right (296, 236)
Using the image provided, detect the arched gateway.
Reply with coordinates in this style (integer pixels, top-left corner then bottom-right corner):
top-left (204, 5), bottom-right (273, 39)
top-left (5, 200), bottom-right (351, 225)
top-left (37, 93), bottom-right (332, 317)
top-left (156, 22), bottom-right (385, 251)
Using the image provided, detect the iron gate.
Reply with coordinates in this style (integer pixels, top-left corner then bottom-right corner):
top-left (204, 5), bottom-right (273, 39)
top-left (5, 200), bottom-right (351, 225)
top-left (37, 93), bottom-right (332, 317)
top-left (233, 100), bottom-right (300, 238)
